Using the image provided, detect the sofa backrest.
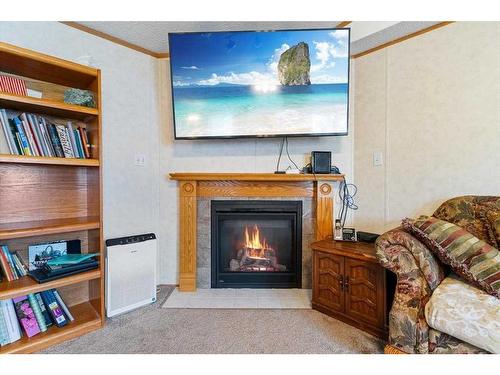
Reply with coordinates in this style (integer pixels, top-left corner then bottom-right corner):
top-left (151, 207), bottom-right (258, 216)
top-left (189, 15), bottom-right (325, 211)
top-left (433, 195), bottom-right (500, 247)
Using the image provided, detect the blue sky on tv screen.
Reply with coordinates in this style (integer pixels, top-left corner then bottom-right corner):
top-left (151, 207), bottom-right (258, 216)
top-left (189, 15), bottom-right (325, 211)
top-left (169, 29), bottom-right (349, 87)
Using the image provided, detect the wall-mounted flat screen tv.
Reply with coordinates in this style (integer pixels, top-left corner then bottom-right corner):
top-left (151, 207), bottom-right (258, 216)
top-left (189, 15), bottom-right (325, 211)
top-left (169, 28), bottom-right (350, 139)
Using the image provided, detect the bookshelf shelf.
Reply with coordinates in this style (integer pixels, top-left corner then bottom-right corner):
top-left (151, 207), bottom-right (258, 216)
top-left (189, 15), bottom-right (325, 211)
top-left (0, 154), bottom-right (99, 167)
top-left (0, 92), bottom-right (98, 120)
top-left (0, 42), bottom-right (104, 353)
top-left (0, 269), bottom-right (101, 300)
top-left (0, 216), bottom-right (100, 240)
top-left (0, 301), bottom-right (101, 354)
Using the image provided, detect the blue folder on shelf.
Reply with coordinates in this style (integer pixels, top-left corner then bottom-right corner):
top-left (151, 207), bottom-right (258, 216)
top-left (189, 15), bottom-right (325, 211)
top-left (46, 253), bottom-right (100, 266)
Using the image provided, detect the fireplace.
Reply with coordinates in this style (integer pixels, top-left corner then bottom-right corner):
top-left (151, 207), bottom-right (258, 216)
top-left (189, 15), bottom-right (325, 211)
top-left (211, 200), bottom-right (302, 288)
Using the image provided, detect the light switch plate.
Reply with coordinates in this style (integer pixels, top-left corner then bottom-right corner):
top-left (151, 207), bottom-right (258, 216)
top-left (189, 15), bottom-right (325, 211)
top-left (373, 151), bottom-right (383, 166)
top-left (134, 154), bottom-right (146, 166)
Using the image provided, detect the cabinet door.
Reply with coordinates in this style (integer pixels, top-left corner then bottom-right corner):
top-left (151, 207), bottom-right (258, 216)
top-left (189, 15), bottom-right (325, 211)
top-left (313, 251), bottom-right (344, 312)
top-left (344, 258), bottom-right (385, 327)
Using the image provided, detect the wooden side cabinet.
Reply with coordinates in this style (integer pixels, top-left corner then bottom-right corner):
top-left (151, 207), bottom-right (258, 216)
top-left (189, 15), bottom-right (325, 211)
top-left (312, 240), bottom-right (393, 339)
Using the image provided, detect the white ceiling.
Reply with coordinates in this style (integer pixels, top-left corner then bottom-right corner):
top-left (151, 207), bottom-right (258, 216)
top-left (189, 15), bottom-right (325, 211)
top-left (76, 21), bottom-right (443, 55)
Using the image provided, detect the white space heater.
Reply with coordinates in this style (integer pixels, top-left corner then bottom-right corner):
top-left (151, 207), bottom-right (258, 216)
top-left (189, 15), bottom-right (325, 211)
top-left (105, 233), bottom-right (157, 317)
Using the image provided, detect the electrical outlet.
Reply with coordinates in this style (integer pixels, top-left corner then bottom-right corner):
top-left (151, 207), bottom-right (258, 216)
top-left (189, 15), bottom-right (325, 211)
top-left (134, 154), bottom-right (146, 166)
top-left (373, 151), bottom-right (383, 166)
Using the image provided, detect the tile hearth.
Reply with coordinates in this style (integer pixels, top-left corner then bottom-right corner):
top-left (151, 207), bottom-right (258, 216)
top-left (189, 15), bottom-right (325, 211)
top-left (163, 288), bottom-right (312, 309)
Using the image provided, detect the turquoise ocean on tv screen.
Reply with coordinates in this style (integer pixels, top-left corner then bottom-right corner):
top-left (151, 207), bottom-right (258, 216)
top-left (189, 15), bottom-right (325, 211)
top-left (173, 83), bottom-right (348, 138)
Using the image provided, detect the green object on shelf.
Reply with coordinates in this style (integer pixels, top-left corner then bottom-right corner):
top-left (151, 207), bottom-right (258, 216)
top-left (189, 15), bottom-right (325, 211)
top-left (47, 253), bottom-right (99, 266)
top-left (64, 88), bottom-right (96, 108)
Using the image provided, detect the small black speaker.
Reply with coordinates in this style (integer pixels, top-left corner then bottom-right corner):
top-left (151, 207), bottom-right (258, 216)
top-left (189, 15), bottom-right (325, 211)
top-left (311, 151), bottom-right (331, 174)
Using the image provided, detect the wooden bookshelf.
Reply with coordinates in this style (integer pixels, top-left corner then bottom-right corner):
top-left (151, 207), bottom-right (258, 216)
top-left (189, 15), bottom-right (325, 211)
top-left (0, 42), bottom-right (104, 353)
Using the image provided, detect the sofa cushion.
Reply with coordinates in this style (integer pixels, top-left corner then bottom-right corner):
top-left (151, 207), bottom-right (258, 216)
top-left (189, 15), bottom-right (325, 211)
top-left (425, 275), bottom-right (500, 353)
top-left (433, 196), bottom-right (500, 247)
top-left (484, 210), bottom-right (500, 249)
top-left (403, 216), bottom-right (500, 298)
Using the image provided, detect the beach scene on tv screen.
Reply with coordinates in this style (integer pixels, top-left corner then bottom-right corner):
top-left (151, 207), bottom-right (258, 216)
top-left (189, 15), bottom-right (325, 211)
top-left (170, 29), bottom-right (349, 138)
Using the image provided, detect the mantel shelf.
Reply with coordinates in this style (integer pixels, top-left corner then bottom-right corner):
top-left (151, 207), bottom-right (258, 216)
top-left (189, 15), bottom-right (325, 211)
top-left (169, 172), bottom-right (345, 182)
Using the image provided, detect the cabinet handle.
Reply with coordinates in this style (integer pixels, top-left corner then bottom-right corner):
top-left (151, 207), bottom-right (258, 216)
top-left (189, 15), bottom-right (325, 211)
top-left (344, 276), bottom-right (349, 292)
top-left (339, 275), bottom-right (343, 290)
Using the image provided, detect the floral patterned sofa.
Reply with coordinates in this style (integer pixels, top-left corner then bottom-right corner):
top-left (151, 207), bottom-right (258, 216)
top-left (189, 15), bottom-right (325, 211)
top-left (375, 196), bottom-right (500, 354)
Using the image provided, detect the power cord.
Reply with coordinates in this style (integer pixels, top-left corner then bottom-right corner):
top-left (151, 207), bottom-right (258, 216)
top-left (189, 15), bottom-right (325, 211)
top-left (285, 137), bottom-right (300, 170)
top-left (338, 176), bottom-right (358, 227)
top-left (275, 138), bottom-right (285, 173)
top-left (275, 137), bottom-right (299, 172)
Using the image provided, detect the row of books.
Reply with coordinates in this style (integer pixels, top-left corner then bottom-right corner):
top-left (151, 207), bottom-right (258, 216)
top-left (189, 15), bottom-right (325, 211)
top-left (0, 75), bottom-right (27, 96)
top-left (0, 109), bottom-right (91, 158)
top-left (0, 289), bottom-right (74, 346)
top-left (0, 245), bottom-right (28, 281)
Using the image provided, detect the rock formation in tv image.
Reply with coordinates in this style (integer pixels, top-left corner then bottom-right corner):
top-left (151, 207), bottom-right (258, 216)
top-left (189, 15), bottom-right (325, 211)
top-left (278, 42), bottom-right (311, 86)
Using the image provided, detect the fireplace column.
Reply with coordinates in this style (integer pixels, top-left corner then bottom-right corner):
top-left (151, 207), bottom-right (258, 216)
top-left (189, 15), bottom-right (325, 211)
top-left (179, 181), bottom-right (197, 291)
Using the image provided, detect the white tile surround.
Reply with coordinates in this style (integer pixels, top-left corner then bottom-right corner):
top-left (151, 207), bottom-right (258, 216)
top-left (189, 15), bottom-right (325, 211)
top-left (163, 288), bottom-right (312, 309)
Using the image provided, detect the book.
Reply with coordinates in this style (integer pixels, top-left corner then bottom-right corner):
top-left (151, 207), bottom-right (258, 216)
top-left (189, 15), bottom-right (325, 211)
top-left (0, 249), bottom-right (11, 281)
top-left (52, 290), bottom-right (74, 322)
top-left (0, 247), bottom-right (15, 281)
top-left (40, 290), bottom-right (68, 327)
top-left (0, 75), bottom-right (27, 96)
top-left (0, 109), bottom-right (18, 155)
top-left (29, 113), bottom-right (47, 156)
top-left (12, 252), bottom-right (28, 277)
top-left (66, 122), bottom-right (79, 158)
top-left (13, 117), bottom-right (31, 155)
top-left (27, 293), bottom-right (47, 332)
top-left (2, 246), bottom-right (18, 279)
top-left (23, 113), bottom-right (42, 156)
top-left (34, 293), bottom-right (53, 328)
top-left (55, 125), bottom-right (74, 158)
top-left (0, 110), bottom-right (15, 154)
top-left (39, 116), bottom-right (55, 157)
top-left (48, 124), bottom-right (64, 157)
top-left (0, 303), bottom-right (9, 346)
top-left (74, 129), bottom-right (85, 158)
top-left (79, 127), bottom-right (91, 158)
top-left (28, 240), bottom-right (68, 271)
top-left (20, 113), bottom-right (39, 156)
top-left (0, 299), bottom-right (21, 344)
top-left (12, 295), bottom-right (41, 338)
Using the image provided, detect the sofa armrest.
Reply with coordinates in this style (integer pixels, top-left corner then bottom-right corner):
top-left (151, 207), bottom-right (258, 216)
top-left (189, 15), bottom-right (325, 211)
top-left (375, 229), bottom-right (445, 354)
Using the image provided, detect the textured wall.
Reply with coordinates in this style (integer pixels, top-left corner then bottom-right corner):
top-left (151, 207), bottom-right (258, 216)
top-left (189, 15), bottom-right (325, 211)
top-left (353, 22), bottom-right (500, 233)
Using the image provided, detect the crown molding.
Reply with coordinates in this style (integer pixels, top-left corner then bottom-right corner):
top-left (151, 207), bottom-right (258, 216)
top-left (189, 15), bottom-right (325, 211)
top-left (60, 21), bottom-right (170, 59)
top-left (352, 21), bottom-right (454, 59)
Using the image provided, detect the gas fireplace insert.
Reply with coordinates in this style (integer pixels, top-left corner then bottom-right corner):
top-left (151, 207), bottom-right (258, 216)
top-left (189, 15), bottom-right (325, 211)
top-left (211, 200), bottom-right (302, 288)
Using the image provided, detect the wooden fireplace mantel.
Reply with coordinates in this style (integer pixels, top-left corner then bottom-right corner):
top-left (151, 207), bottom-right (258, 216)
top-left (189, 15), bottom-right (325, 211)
top-left (169, 172), bottom-right (344, 291)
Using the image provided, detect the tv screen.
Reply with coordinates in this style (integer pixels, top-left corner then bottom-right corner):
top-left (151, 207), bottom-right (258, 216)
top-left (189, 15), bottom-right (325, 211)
top-left (169, 28), bottom-right (350, 139)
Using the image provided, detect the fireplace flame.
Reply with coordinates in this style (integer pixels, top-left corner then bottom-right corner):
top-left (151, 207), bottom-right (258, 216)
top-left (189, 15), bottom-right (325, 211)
top-left (244, 225), bottom-right (271, 257)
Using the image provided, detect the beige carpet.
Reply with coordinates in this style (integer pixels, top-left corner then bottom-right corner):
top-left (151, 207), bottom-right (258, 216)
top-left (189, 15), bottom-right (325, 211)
top-left (41, 286), bottom-right (383, 354)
